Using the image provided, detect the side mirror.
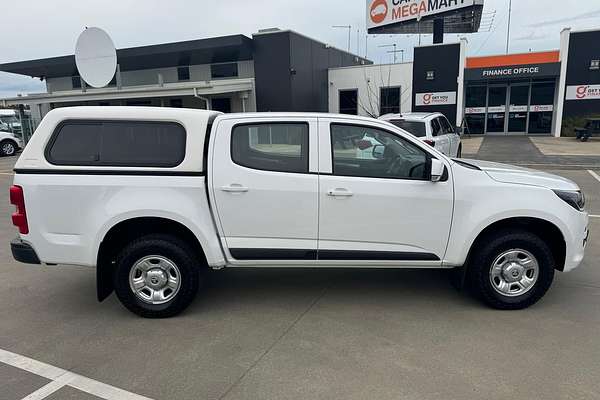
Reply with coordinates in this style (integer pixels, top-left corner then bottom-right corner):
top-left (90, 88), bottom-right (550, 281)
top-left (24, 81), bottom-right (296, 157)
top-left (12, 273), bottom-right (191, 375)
top-left (372, 144), bottom-right (385, 159)
top-left (430, 158), bottom-right (445, 182)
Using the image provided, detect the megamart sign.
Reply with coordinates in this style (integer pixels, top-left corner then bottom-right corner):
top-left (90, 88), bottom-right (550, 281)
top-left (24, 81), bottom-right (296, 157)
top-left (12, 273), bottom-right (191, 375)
top-left (367, 0), bottom-right (480, 31)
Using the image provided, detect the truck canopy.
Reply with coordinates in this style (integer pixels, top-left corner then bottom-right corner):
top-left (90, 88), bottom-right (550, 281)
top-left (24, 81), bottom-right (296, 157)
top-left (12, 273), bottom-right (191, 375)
top-left (15, 106), bottom-right (222, 173)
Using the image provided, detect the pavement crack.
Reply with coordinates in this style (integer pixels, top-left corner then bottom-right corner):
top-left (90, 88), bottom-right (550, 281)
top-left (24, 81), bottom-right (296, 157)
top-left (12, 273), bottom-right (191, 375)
top-left (217, 286), bottom-right (329, 400)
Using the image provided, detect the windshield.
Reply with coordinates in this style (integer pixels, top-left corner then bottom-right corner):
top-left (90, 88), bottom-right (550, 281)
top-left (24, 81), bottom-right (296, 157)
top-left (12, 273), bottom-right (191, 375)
top-left (388, 120), bottom-right (426, 137)
top-left (0, 115), bottom-right (18, 124)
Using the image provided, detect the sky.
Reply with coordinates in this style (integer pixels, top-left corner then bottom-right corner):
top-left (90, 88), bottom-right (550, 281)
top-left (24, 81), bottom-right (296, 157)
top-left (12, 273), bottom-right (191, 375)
top-left (1, 0), bottom-right (600, 98)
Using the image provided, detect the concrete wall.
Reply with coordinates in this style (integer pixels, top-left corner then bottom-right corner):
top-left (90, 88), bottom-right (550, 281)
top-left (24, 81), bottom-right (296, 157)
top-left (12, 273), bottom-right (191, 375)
top-left (253, 30), bottom-right (371, 112)
top-left (328, 62), bottom-right (413, 117)
top-left (45, 60), bottom-right (255, 92)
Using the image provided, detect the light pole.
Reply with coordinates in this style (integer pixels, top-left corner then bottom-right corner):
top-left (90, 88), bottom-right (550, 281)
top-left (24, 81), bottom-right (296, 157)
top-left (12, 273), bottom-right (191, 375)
top-left (506, 0), bottom-right (512, 54)
top-left (379, 44), bottom-right (397, 63)
top-left (332, 25), bottom-right (351, 52)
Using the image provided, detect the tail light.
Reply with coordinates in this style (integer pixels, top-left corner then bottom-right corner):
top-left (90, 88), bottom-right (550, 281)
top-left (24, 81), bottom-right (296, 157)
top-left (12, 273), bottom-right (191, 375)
top-left (424, 139), bottom-right (435, 147)
top-left (10, 185), bottom-right (29, 234)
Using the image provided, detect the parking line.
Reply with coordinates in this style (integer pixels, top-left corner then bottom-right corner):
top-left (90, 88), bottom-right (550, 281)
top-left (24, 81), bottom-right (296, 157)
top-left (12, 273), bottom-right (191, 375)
top-left (591, 215), bottom-right (600, 218)
top-left (0, 348), bottom-right (153, 400)
top-left (589, 170), bottom-right (600, 183)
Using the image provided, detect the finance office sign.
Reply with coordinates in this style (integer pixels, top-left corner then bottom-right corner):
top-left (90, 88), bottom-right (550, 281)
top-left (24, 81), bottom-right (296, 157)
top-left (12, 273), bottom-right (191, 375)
top-left (367, 0), bottom-right (479, 30)
top-left (416, 91), bottom-right (457, 106)
top-left (566, 85), bottom-right (600, 101)
top-left (465, 63), bottom-right (561, 81)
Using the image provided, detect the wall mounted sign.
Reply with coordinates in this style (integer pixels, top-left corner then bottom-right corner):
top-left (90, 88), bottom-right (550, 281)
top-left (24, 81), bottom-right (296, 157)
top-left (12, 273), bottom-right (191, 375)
top-left (566, 85), bottom-right (600, 100)
top-left (465, 63), bottom-right (561, 81)
top-left (509, 105), bottom-right (528, 112)
top-left (465, 107), bottom-right (486, 114)
top-left (487, 106), bottom-right (506, 113)
top-left (415, 91), bottom-right (457, 106)
top-left (530, 105), bottom-right (554, 112)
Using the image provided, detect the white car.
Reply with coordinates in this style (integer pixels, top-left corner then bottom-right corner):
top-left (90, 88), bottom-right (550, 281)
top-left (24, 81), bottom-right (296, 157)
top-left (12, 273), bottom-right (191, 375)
top-left (10, 107), bottom-right (588, 317)
top-left (380, 112), bottom-right (462, 157)
top-left (0, 130), bottom-right (22, 156)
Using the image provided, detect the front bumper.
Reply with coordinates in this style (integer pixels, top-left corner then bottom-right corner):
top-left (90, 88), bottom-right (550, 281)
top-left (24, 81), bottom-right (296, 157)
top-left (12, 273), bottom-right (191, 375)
top-left (563, 212), bottom-right (589, 272)
top-left (11, 239), bottom-right (40, 264)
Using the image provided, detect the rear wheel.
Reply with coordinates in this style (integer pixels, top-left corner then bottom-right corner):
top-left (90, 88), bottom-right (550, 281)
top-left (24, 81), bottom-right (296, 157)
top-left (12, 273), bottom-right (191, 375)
top-left (0, 140), bottom-right (16, 156)
top-left (468, 230), bottom-right (555, 310)
top-left (114, 234), bottom-right (201, 318)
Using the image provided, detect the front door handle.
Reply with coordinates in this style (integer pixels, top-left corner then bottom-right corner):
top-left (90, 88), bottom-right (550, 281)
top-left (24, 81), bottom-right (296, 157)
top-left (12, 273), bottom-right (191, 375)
top-left (327, 188), bottom-right (353, 197)
top-left (221, 184), bottom-right (249, 193)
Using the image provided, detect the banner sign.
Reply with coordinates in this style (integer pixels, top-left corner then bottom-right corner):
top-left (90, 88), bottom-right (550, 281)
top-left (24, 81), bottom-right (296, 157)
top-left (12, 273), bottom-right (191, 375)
top-left (465, 63), bottom-right (561, 81)
top-left (566, 85), bottom-right (600, 101)
top-left (415, 91), bottom-right (457, 106)
top-left (367, 0), bottom-right (479, 30)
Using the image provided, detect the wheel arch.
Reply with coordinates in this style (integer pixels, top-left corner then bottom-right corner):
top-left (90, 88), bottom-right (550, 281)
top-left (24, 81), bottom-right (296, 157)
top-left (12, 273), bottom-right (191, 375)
top-left (96, 216), bottom-right (208, 302)
top-left (466, 217), bottom-right (566, 272)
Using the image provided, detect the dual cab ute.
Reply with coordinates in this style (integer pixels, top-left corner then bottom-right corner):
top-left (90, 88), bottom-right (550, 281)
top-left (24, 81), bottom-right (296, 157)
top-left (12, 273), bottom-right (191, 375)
top-left (10, 107), bottom-right (589, 317)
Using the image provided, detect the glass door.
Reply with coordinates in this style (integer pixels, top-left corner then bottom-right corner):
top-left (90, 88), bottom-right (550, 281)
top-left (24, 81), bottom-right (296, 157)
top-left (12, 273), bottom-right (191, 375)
top-left (464, 86), bottom-right (487, 134)
top-left (486, 85), bottom-right (507, 134)
top-left (508, 84), bottom-right (529, 134)
top-left (528, 81), bottom-right (556, 135)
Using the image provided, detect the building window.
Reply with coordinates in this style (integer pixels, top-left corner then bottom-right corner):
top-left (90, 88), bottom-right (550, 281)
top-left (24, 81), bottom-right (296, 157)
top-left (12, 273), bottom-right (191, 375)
top-left (211, 63), bottom-right (238, 79)
top-left (231, 123), bottom-right (309, 173)
top-left (47, 120), bottom-right (186, 167)
top-left (170, 99), bottom-right (183, 108)
top-left (380, 87), bottom-right (401, 115)
top-left (177, 66), bottom-right (190, 81)
top-left (72, 76), bottom-right (81, 89)
top-left (339, 89), bottom-right (358, 115)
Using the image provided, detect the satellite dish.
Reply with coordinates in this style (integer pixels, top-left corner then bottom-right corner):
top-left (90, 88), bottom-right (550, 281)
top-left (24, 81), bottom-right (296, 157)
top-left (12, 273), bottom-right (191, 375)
top-left (75, 27), bottom-right (117, 88)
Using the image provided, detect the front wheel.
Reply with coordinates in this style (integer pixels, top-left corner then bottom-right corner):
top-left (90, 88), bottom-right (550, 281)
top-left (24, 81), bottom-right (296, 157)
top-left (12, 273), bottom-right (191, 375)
top-left (468, 230), bottom-right (555, 310)
top-left (0, 140), bottom-right (16, 156)
top-left (114, 234), bottom-right (201, 318)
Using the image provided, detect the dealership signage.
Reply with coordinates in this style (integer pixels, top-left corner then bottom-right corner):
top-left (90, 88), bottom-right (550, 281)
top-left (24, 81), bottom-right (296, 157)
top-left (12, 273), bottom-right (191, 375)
top-left (415, 91), bottom-right (457, 106)
top-left (566, 85), bottom-right (600, 100)
top-left (367, 0), bottom-right (479, 30)
top-left (465, 63), bottom-right (561, 81)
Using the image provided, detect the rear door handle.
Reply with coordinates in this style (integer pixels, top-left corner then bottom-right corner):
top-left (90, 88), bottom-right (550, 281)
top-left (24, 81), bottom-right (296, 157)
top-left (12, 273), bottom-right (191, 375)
top-left (221, 184), bottom-right (249, 193)
top-left (327, 188), bottom-right (353, 197)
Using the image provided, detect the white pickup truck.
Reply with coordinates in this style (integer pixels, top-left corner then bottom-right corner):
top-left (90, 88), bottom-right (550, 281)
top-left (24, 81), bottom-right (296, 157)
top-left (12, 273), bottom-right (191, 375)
top-left (10, 107), bottom-right (588, 318)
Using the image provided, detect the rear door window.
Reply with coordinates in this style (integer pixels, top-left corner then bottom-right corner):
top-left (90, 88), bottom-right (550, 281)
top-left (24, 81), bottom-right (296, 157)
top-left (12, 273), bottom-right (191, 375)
top-left (47, 120), bottom-right (186, 167)
top-left (231, 123), bottom-right (309, 173)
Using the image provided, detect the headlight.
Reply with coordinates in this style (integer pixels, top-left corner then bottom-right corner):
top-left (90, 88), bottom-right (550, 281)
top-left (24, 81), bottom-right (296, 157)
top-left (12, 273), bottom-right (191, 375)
top-left (553, 190), bottom-right (585, 211)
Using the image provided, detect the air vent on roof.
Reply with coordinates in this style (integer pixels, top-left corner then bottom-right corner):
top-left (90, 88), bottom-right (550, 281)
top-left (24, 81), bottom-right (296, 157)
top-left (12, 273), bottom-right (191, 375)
top-left (258, 28), bottom-right (281, 33)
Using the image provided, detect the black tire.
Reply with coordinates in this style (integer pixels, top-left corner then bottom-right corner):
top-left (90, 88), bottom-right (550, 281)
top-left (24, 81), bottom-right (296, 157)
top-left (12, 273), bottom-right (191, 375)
top-left (114, 234), bottom-right (201, 318)
top-left (0, 140), bottom-right (17, 156)
top-left (467, 230), bottom-right (555, 310)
